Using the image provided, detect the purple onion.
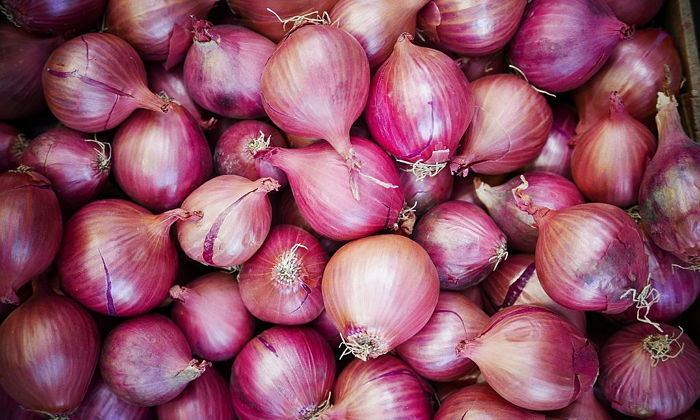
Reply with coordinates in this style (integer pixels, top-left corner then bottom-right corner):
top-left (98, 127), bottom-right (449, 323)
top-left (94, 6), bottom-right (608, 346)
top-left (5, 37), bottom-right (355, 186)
top-left (147, 64), bottom-right (215, 129)
top-left (524, 103), bottom-right (578, 178)
top-left (73, 376), bottom-right (154, 420)
top-left (157, 369), bottom-right (233, 420)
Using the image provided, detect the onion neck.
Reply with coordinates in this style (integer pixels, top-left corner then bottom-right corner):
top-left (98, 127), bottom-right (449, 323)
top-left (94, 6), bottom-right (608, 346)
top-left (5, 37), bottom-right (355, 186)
top-left (301, 394), bottom-right (333, 420)
top-left (151, 209), bottom-right (203, 236)
top-left (10, 133), bottom-right (29, 160)
top-left (473, 177), bottom-right (497, 209)
top-left (655, 92), bottom-right (688, 151)
top-left (254, 177), bottom-right (281, 194)
top-left (85, 138), bottom-right (112, 173)
top-left (511, 175), bottom-right (551, 226)
top-left (394, 32), bottom-right (415, 52)
top-left (608, 91), bottom-right (629, 120)
top-left (169, 285), bottom-right (191, 302)
top-left (136, 88), bottom-right (172, 114)
top-left (175, 359), bottom-right (211, 382)
top-left (192, 19), bottom-right (218, 43)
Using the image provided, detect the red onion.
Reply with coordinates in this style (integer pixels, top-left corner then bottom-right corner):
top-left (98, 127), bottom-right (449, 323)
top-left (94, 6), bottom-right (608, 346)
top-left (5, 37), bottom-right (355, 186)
top-left (599, 323), bottom-right (700, 419)
top-left (184, 22), bottom-right (276, 119)
top-left (603, 0), bottom-right (665, 26)
top-left (147, 64), bottom-right (215, 129)
top-left (0, 386), bottom-right (42, 420)
top-left (177, 175), bottom-right (278, 268)
top-left (413, 200), bottom-right (508, 290)
top-left (397, 292), bottom-right (489, 381)
top-left (43, 33), bottom-right (169, 132)
top-left (399, 164), bottom-right (454, 215)
top-left (170, 272), bottom-right (256, 361)
top-left (575, 29), bottom-right (682, 135)
top-left (239, 225), bottom-right (327, 325)
top-left (157, 369), bottom-right (233, 420)
top-left (0, 169), bottom-right (62, 304)
top-left (550, 389), bottom-right (613, 420)
top-left (106, 0), bottom-right (217, 68)
top-left (323, 235), bottom-right (439, 360)
top-left (418, 0), bottom-right (527, 56)
top-left (101, 314), bottom-right (210, 406)
top-left (435, 383), bottom-right (544, 419)
top-left (366, 33), bottom-right (475, 170)
top-left (457, 305), bottom-right (599, 410)
top-left (258, 137), bottom-right (406, 241)
top-left (273, 188), bottom-right (317, 235)
top-left (19, 126), bottom-right (111, 210)
top-left (58, 199), bottom-right (197, 316)
top-left (230, 326), bottom-right (335, 419)
top-left (113, 103), bottom-right (213, 212)
top-left (74, 376), bottom-right (154, 420)
top-left (524, 103), bottom-right (577, 178)
top-left (0, 0), bottom-right (106, 34)
top-left (309, 310), bottom-right (341, 349)
top-left (0, 281), bottom-right (99, 417)
top-left (456, 51), bottom-right (507, 81)
top-left (639, 93), bottom-right (700, 266)
top-left (475, 172), bottom-right (585, 252)
top-left (450, 74), bottom-right (553, 176)
top-left (0, 122), bottom-right (23, 172)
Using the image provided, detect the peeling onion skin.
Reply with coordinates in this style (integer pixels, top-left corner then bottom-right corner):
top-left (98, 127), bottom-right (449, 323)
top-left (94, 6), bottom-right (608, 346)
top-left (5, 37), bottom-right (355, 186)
top-left (434, 383), bottom-right (545, 420)
top-left (147, 64), bottom-right (214, 129)
top-left (74, 375), bottom-right (154, 420)
top-left (524, 103), bottom-right (578, 179)
top-left (157, 369), bottom-right (233, 420)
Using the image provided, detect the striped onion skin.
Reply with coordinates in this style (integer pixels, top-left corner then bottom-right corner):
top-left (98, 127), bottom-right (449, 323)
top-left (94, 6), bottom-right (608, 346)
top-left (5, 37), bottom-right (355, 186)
top-left (1, 0), bottom-right (106, 35)
top-left (74, 376), bottom-right (154, 420)
top-left (157, 369), bottom-right (233, 420)
top-left (435, 384), bottom-right (544, 420)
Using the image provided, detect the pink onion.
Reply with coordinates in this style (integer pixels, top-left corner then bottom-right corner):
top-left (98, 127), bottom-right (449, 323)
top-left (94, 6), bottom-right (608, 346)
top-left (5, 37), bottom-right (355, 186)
top-left (230, 326), bottom-right (336, 419)
top-left (524, 103), bottom-right (578, 178)
top-left (58, 199), bottom-right (197, 316)
top-left (509, 0), bottom-right (632, 93)
top-left (0, 122), bottom-right (24, 173)
top-left (112, 103), bottom-right (213, 212)
top-left (323, 234), bottom-right (439, 360)
top-left (157, 369), bottom-right (233, 420)
top-left (413, 200), bottom-right (508, 290)
top-left (399, 164), bottom-right (454, 215)
top-left (0, 0), bottom-right (106, 35)
top-left (435, 383), bottom-right (544, 419)
top-left (184, 21), bottom-right (276, 119)
top-left (74, 376), bottom-right (154, 420)
top-left (177, 175), bottom-right (278, 268)
top-left (603, 0), bottom-right (665, 26)
top-left (0, 386), bottom-right (42, 420)
top-left (397, 292), bottom-right (489, 381)
top-left (43, 33), bottom-right (169, 132)
top-left (456, 51), bottom-right (507, 81)
top-left (147, 64), bottom-right (215, 129)
top-left (418, 0), bottom-right (527, 56)
top-left (450, 74), bottom-right (553, 176)
top-left (549, 389), bottom-right (613, 420)
top-left (170, 272), bottom-right (256, 361)
top-left (599, 323), bottom-right (700, 419)
top-left (457, 305), bottom-right (599, 410)
top-left (0, 169), bottom-right (62, 304)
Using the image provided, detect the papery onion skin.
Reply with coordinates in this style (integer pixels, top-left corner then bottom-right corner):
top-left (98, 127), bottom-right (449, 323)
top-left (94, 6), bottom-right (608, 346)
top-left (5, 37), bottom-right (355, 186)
top-left (450, 74), bottom-right (552, 176)
top-left (100, 313), bottom-right (210, 407)
top-left (0, 169), bottom-right (62, 305)
top-left (399, 166), bottom-right (454, 215)
top-left (549, 389), bottom-right (613, 420)
top-left (323, 235), bottom-right (439, 360)
top-left (599, 323), bottom-right (700, 419)
top-left (147, 64), bottom-right (214, 129)
top-left (230, 326), bottom-right (336, 420)
top-left (434, 383), bottom-right (544, 420)
top-left (43, 33), bottom-right (169, 132)
top-left (456, 51), bottom-right (507, 82)
top-left (458, 305), bottom-right (599, 411)
top-left (1, 0), bottom-right (106, 35)
top-left (74, 376), bottom-right (154, 420)
top-left (413, 200), bottom-right (508, 290)
top-left (524, 103), bottom-right (577, 178)
top-left (170, 272), bottom-right (256, 362)
top-left (397, 292), bottom-right (489, 382)
top-left (366, 33), bottom-right (475, 165)
top-left (0, 386), bottom-right (42, 420)
top-left (603, 0), bottom-right (665, 26)
top-left (418, 0), bottom-right (527, 56)
top-left (157, 369), bottom-right (233, 420)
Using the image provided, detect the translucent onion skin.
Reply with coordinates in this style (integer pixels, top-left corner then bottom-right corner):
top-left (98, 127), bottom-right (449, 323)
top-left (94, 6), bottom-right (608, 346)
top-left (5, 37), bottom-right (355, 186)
top-left (0, 170), bottom-right (62, 305)
top-left (418, 0), bottom-right (527, 56)
top-left (43, 33), bottom-right (169, 132)
top-left (450, 74), bottom-right (553, 176)
top-left (157, 369), bottom-right (233, 420)
top-left (434, 384), bottom-right (545, 420)
top-left (399, 166), bottom-right (454, 215)
top-left (170, 272), bottom-right (256, 362)
top-left (413, 201), bottom-right (508, 290)
top-left (73, 376), bottom-right (154, 420)
top-left (524, 103), bottom-right (578, 179)
top-left (177, 176), bottom-right (278, 268)
top-left (599, 323), bottom-right (700, 419)
top-left (366, 33), bottom-right (475, 165)
top-left (396, 292), bottom-right (489, 382)
top-left (147, 64), bottom-right (214, 129)
top-left (230, 326), bottom-right (336, 420)
top-left (1, 0), bottom-right (106, 35)
top-left (458, 306), bottom-right (599, 411)
top-left (322, 235), bottom-right (440, 360)
top-left (509, 0), bottom-right (632, 93)
top-left (58, 199), bottom-right (195, 316)
top-left (603, 0), bottom-right (665, 26)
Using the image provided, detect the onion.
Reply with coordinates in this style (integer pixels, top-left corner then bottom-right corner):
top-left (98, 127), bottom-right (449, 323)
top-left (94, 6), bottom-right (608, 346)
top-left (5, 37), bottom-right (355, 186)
top-left (43, 32), bottom-right (169, 132)
top-left (0, 280), bottom-right (100, 417)
top-left (0, 23), bottom-right (61, 120)
top-left (365, 33), bottom-right (475, 171)
top-left (639, 93), bottom-right (700, 266)
top-left (184, 22), bottom-right (276, 119)
top-left (230, 326), bottom-right (336, 419)
top-left (112, 103), bottom-right (213, 212)
top-left (476, 172), bottom-right (584, 252)
top-left (456, 51), bottom-right (507, 81)
top-left (157, 369), bottom-right (233, 420)
top-left (603, 0), bottom-right (665, 26)
top-left (309, 310), bottom-right (341, 349)
top-left (101, 314), bottom-right (210, 407)
top-left (524, 103), bottom-right (577, 178)
top-left (399, 164), bottom-right (454, 215)
top-left (0, 386), bottom-right (42, 420)
top-left (239, 225), bottom-right (327, 325)
top-left (571, 92), bottom-right (656, 207)
top-left (435, 383), bottom-right (544, 419)
top-left (480, 254), bottom-right (587, 332)
top-left (418, 0), bottom-right (527, 56)
top-left (450, 74), bottom-right (553, 176)
top-left (170, 272), bottom-right (255, 361)
top-left (177, 175), bottom-right (278, 268)
top-left (106, 0), bottom-right (217, 68)
top-left (147, 64), bottom-right (215, 129)
top-left (0, 168), bottom-right (62, 304)
top-left (330, 0), bottom-right (430, 68)
top-left (599, 323), bottom-right (700, 419)
top-left (450, 175), bottom-right (484, 207)
top-left (0, 122), bottom-right (23, 172)
top-left (58, 199), bottom-right (197, 316)
top-left (0, 0), bottom-right (106, 34)
top-left (19, 126), bottom-right (111, 210)
top-left (457, 305), bottom-right (599, 410)
top-left (549, 389), bottom-right (613, 420)
top-left (322, 234), bottom-right (439, 360)
top-left (413, 200), bottom-right (508, 290)
top-left (74, 376), bottom-right (154, 420)
top-left (396, 292), bottom-right (489, 381)
top-left (575, 29), bottom-right (682, 135)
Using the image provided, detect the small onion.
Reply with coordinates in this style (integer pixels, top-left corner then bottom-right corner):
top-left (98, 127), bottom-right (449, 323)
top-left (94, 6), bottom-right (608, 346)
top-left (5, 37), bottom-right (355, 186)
top-left (147, 64), bottom-right (215, 129)
top-left (157, 369), bottom-right (233, 420)
top-left (456, 51), bottom-right (508, 82)
top-left (399, 165), bottom-right (454, 215)
top-left (74, 376), bottom-right (154, 420)
top-left (524, 103), bottom-right (578, 178)
top-left (0, 0), bottom-right (106, 34)
top-left (603, 0), bottom-right (665, 26)
top-left (435, 384), bottom-right (544, 419)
